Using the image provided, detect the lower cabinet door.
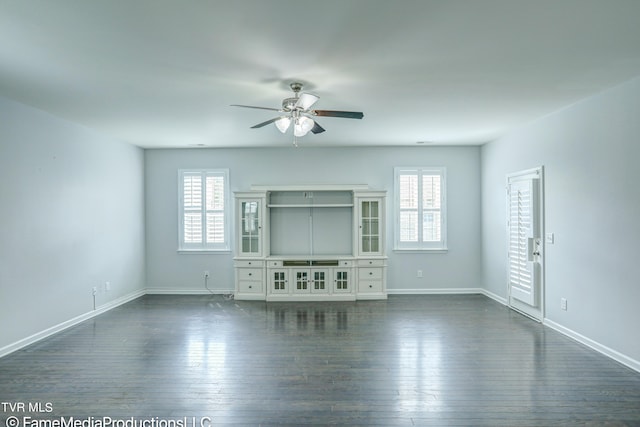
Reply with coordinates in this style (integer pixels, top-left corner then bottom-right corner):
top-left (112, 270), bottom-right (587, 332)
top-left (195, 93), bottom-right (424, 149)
top-left (333, 270), bottom-right (351, 293)
top-left (310, 269), bottom-right (330, 294)
top-left (269, 269), bottom-right (288, 294)
top-left (292, 269), bottom-right (311, 293)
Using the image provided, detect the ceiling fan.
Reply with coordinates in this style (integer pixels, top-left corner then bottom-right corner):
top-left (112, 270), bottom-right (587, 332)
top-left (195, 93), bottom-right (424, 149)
top-left (231, 82), bottom-right (364, 146)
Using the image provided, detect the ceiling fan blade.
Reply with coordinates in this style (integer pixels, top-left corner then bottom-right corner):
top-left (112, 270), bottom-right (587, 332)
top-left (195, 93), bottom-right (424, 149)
top-left (250, 117), bottom-right (280, 128)
top-left (310, 121), bottom-right (326, 134)
top-left (231, 104), bottom-right (282, 112)
top-left (296, 93), bottom-right (319, 110)
top-left (313, 110), bottom-right (364, 119)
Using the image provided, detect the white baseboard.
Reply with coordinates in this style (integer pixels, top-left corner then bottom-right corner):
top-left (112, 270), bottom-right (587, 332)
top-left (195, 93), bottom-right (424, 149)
top-left (1, 287), bottom-right (233, 358)
top-left (479, 289), bottom-right (508, 305)
top-left (145, 288), bottom-right (234, 295)
top-left (388, 287), bottom-right (485, 295)
top-left (481, 292), bottom-right (638, 373)
top-left (0, 289), bottom-right (145, 359)
top-left (387, 288), bottom-right (509, 306)
top-left (544, 318), bottom-right (640, 373)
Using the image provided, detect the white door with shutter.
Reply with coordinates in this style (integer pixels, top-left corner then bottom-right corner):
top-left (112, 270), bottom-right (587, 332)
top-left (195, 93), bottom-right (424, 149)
top-left (507, 167), bottom-right (544, 321)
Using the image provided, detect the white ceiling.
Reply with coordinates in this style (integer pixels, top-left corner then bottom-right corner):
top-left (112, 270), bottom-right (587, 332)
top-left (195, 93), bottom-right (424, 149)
top-left (1, 1), bottom-right (640, 149)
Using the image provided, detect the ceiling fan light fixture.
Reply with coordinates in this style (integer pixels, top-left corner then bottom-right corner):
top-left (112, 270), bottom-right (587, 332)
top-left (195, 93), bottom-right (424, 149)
top-left (274, 117), bottom-right (291, 133)
top-left (294, 116), bottom-right (315, 137)
top-left (296, 93), bottom-right (319, 110)
top-left (231, 81), bottom-right (364, 145)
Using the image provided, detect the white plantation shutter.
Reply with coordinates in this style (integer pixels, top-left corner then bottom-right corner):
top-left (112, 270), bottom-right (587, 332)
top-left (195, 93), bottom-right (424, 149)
top-left (395, 167), bottom-right (446, 250)
top-left (179, 169), bottom-right (229, 251)
top-left (422, 174), bottom-right (441, 242)
top-left (399, 211), bottom-right (418, 242)
top-left (183, 173), bottom-right (203, 243)
top-left (508, 178), bottom-right (538, 305)
top-left (205, 175), bottom-right (225, 244)
top-left (399, 174), bottom-right (418, 242)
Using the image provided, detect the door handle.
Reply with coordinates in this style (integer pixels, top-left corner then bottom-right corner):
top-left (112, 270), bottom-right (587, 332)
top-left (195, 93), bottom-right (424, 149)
top-left (528, 238), bottom-right (541, 259)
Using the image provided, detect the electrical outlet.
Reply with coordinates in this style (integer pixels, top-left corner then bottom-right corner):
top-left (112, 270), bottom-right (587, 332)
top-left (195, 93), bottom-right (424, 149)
top-left (561, 298), bottom-right (567, 311)
top-left (417, 270), bottom-right (423, 278)
top-left (204, 270), bottom-right (210, 278)
top-left (92, 287), bottom-right (98, 296)
top-left (105, 281), bottom-right (111, 291)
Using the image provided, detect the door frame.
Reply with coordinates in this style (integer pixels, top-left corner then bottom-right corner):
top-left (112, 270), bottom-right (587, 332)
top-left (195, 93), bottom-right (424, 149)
top-left (506, 166), bottom-right (545, 322)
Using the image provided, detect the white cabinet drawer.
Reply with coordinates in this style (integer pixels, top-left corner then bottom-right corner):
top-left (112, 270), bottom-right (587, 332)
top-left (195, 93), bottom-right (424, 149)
top-left (268, 260), bottom-right (283, 267)
top-left (357, 259), bottom-right (385, 267)
top-left (235, 260), bottom-right (264, 268)
top-left (359, 267), bottom-right (382, 280)
top-left (238, 281), bottom-right (262, 293)
top-left (358, 280), bottom-right (383, 293)
top-left (238, 268), bottom-right (263, 281)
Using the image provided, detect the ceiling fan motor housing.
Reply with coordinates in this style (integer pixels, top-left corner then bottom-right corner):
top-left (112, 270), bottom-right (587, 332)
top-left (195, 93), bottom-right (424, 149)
top-left (290, 82), bottom-right (304, 93)
top-left (282, 97), bottom-right (298, 111)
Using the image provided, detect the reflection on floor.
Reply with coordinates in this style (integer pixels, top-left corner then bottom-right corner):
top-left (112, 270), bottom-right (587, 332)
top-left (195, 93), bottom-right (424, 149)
top-left (1, 294), bottom-right (639, 426)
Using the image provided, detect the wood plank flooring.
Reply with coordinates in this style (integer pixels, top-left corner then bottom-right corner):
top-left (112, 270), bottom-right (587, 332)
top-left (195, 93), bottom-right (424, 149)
top-left (1, 295), bottom-right (639, 426)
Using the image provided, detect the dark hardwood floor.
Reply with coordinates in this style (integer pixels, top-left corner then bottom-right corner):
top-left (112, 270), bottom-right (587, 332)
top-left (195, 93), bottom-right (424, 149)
top-left (1, 295), bottom-right (639, 426)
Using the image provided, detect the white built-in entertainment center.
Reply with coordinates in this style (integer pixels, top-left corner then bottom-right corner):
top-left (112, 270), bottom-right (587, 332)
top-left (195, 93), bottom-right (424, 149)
top-left (234, 185), bottom-right (387, 301)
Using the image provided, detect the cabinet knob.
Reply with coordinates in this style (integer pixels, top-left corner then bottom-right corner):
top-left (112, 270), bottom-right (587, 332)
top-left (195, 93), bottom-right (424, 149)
top-left (369, 272), bottom-right (373, 275)
top-left (249, 285), bottom-right (252, 289)
top-left (369, 284), bottom-right (373, 288)
top-left (248, 273), bottom-right (252, 276)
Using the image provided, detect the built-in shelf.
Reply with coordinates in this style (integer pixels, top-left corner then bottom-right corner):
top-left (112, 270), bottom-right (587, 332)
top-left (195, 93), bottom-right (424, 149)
top-left (234, 185), bottom-right (387, 301)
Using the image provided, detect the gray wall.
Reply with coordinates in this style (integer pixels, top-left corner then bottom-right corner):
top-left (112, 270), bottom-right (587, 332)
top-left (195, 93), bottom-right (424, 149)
top-left (144, 146), bottom-right (481, 293)
top-left (481, 76), bottom-right (640, 363)
top-left (0, 96), bottom-right (146, 350)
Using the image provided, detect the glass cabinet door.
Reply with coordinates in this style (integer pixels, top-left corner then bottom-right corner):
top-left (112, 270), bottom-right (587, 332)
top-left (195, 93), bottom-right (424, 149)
top-left (294, 270), bottom-right (310, 293)
top-left (240, 200), bottom-right (261, 255)
top-left (334, 270), bottom-right (349, 292)
top-left (271, 270), bottom-right (287, 293)
top-left (311, 269), bottom-right (329, 293)
top-left (360, 199), bottom-right (380, 254)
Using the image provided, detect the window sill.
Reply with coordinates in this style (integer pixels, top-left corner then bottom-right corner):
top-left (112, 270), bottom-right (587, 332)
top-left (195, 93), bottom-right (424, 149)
top-left (393, 248), bottom-right (448, 254)
top-left (177, 249), bottom-right (232, 255)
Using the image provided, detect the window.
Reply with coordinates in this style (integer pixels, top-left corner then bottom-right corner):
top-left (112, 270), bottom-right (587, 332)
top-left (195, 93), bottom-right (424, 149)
top-left (394, 167), bottom-right (447, 251)
top-left (178, 169), bottom-right (230, 251)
